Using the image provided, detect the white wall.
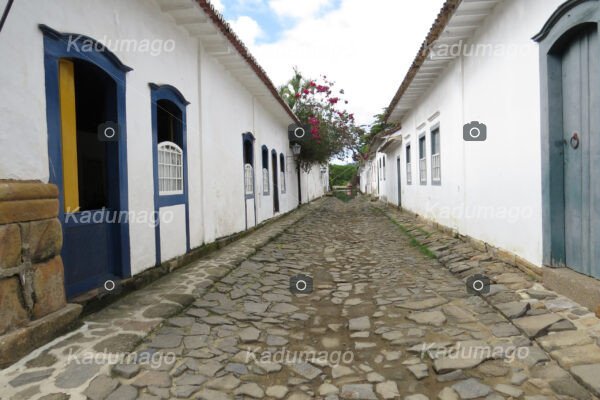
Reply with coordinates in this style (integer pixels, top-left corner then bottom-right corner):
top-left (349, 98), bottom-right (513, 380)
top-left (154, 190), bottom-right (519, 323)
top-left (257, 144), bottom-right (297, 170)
top-left (0, 0), bottom-right (327, 280)
top-left (382, 0), bottom-right (564, 266)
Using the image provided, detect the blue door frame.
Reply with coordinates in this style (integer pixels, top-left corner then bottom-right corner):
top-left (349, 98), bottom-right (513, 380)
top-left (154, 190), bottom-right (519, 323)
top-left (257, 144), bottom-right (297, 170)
top-left (40, 25), bottom-right (132, 297)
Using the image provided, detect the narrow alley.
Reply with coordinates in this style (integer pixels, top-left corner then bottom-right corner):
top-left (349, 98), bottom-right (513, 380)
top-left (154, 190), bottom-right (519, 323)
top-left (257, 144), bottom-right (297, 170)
top-left (2, 196), bottom-right (599, 400)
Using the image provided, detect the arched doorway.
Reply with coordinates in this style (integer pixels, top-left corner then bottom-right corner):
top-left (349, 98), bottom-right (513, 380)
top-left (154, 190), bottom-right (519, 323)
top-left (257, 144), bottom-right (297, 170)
top-left (535, 0), bottom-right (600, 278)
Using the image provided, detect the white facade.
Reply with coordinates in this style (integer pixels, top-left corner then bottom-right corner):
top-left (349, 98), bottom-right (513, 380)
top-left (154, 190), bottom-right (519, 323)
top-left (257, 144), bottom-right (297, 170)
top-left (379, 0), bottom-right (565, 267)
top-left (0, 0), bottom-right (327, 295)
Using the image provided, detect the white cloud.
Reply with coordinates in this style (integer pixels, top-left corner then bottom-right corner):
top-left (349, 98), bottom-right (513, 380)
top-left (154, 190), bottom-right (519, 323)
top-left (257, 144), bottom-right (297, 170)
top-left (210, 0), bottom-right (226, 12)
top-left (228, 16), bottom-right (264, 47)
top-left (269, 0), bottom-right (334, 19)
top-left (248, 0), bottom-right (445, 126)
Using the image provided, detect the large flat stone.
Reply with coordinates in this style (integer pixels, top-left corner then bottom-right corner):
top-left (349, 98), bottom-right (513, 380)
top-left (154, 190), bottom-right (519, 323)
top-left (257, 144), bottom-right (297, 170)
top-left (340, 384), bottom-right (377, 400)
top-left (397, 297), bottom-right (448, 310)
top-left (512, 313), bottom-right (563, 338)
top-left (289, 362), bottom-right (322, 379)
top-left (407, 310), bottom-right (446, 326)
top-left (495, 301), bottom-right (530, 319)
top-left (570, 363), bottom-right (600, 396)
top-left (433, 342), bottom-right (491, 373)
top-left (55, 362), bottom-right (101, 389)
top-left (550, 344), bottom-right (600, 368)
top-left (538, 330), bottom-right (593, 352)
top-left (452, 378), bottom-right (492, 400)
top-left (349, 316), bottom-right (371, 331)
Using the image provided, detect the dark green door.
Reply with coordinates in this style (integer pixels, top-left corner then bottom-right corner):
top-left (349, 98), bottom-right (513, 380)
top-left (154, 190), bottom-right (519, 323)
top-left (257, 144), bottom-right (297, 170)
top-left (561, 26), bottom-right (600, 278)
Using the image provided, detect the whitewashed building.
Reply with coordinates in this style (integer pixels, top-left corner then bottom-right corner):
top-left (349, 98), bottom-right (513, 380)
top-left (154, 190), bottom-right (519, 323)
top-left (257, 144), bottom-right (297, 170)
top-left (0, 0), bottom-right (327, 306)
top-left (371, 0), bottom-right (600, 287)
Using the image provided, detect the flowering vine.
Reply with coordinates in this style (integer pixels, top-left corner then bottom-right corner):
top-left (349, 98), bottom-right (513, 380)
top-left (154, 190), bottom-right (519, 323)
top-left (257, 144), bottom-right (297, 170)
top-left (279, 68), bottom-right (363, 170)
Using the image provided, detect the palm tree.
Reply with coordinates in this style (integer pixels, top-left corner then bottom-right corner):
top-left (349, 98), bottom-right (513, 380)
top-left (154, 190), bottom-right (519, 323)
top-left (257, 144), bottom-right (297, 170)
top-left (278, 67), bottom-right (304, 110)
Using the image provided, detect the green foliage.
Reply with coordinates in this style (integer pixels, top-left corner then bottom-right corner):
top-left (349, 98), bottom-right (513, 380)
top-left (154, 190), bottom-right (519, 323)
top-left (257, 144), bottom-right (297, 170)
top-left (357, 110), bottom-right (394, 162)
top-left (333, 190), bottom-right (356, 202)
top-left (278, 68), bottom-right (363, 168)
top-left (329, 163), bottom-right (358, 187)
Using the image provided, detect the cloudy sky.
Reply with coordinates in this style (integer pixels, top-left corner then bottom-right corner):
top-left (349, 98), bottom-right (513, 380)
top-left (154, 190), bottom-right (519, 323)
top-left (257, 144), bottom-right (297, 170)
top-left (211, 0), bottom-right (446, 127)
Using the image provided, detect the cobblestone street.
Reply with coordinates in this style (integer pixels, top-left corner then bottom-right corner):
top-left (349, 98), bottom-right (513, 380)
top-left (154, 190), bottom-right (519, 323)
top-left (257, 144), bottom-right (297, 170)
top-left (2, 196), bottom-right (600, 400)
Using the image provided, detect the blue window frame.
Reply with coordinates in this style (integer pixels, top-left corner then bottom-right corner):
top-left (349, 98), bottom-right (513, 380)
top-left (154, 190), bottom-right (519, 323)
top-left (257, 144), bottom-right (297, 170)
top-left (262, 145), bottom-right (269, 195)
top-left (150, 84), bottom-right (191, 262)
top-left (243, 133), bottom-right (255, 198)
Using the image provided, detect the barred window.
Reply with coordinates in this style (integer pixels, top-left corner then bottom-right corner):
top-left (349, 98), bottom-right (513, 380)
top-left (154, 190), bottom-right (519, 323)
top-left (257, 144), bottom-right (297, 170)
top-left (419, 135), bottom-right (427, 185)
top-left (431, 127), bottom-right (441, 184)
top-left (280, 153), bottom-right (286, 193)
top-left (158, 142), bottom-right (183, 195)
top-left (244, 164), bottom-right (254, 195)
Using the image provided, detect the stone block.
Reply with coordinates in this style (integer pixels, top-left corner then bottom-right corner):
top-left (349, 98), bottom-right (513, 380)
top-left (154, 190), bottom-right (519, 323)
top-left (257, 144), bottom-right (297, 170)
top-left (0, 181), bottom-right (58, 202)
top-left (0, 199), bottom-right (59, 224)
top-left (32, 256), bottom-right (66, 319)
top-left (27, 219), bottom-right (62, 262)
top-left (0, 277), bottom-right (29, 335)
top-left (0, 223), bottom-right (21, 268)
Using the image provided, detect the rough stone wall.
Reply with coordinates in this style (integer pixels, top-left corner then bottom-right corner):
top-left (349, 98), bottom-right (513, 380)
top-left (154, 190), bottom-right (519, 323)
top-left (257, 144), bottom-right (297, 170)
top-left (0, 181), bottom-right (66, 335)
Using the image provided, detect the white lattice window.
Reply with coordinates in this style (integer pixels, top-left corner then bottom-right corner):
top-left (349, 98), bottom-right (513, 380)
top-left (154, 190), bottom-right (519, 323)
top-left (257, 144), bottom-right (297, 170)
top-left (262, 168), bottom-right (269, 195)
top-left (431, 127), bottom-right (441, 184)
top-left (158, 142), bottom-right (183, 195)
top-left (419, 136), bottom-right (427, 185)
top-left (280, 171), bottom-right (286, 193)
top-left (244, 164), bottom-right (254, 195)
top-left (432, 154), bottom-right (441, 183)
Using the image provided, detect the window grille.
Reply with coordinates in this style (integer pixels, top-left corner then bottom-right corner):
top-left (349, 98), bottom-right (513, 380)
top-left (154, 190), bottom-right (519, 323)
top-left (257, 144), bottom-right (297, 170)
top-left (431, 128), bottom-right (441, 184)
top-left (432, 153), bottom-right (441, 183)
top-left (244, 164), bottom-right (254, 195)
top-left (262, 168), bottom-right (269, 195)
top-left (158, 141), bottom-right (183, 195)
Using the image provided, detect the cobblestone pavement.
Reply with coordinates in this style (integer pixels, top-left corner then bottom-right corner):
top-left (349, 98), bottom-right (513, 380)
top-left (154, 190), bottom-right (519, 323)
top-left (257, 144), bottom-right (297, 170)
top-left (3, 196), bottom-right (600, 400)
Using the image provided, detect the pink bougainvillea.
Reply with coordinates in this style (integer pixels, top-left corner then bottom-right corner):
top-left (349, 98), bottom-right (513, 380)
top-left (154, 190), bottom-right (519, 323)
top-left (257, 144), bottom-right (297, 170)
top-left (279, 68), bottom-right (363, 167)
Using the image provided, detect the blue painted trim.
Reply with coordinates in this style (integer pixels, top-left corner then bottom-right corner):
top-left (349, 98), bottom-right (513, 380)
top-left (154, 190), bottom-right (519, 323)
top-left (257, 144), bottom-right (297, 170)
top-left (149, 83), bottom-right (190, 105)
top-left (39, 24), bottom-right (133, 73)
top-left (150, 83), bottom-right (191, 264)
top-left (41, 25), bottom-right (132, 296)
top-left (242, 132), bottom-right (256, 228)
